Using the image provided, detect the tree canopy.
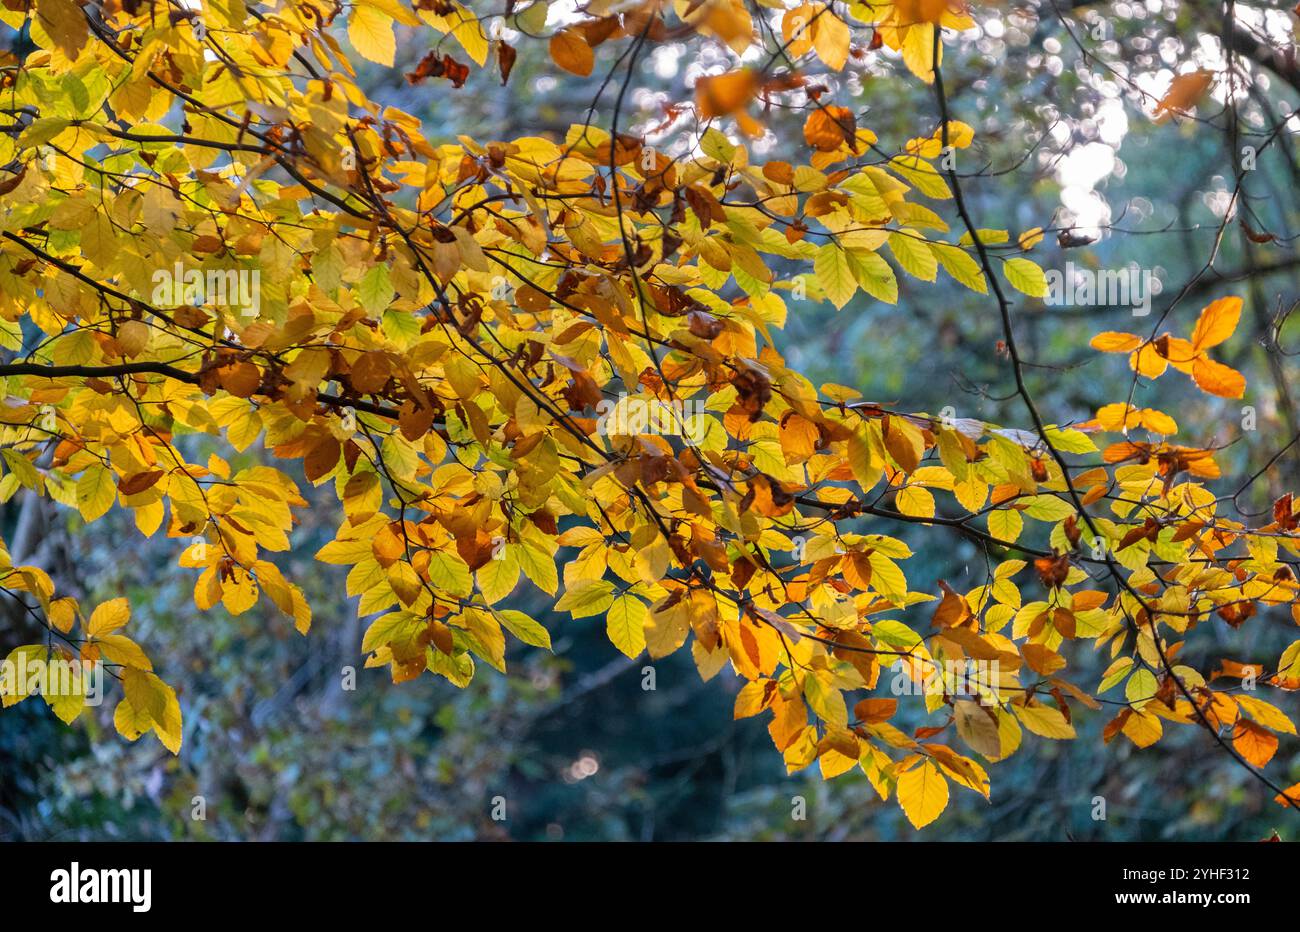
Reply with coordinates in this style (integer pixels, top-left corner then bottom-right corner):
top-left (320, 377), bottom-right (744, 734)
top-left (1, 0), bottom-right (1299, 831)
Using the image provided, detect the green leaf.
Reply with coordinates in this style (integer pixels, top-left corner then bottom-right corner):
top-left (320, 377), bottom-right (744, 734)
top-left (867, 553), bottom-right (909, 604)
top-left (988, 508), bottom-right (1022, 543)
top-left (516, 542), bottom-right (559, 596)
top-left (700, 128), bottom-right (736, 164)
top-left (17, 118), bottom-right (69, 151)
top-left (555, 579), bottom-right (615, 618)
top-left (1043, 425), bottom-right (1097, 454)
top-left (426, 550), bottom-right (472, 598)
top-left (1126, 668), bottom-right (1159, 708)
top-left (871, 619), bottom-right (921, 650)
top-left (357, 264), bottom-right (395, 317)
top-left (494, 608), bottom-right (552, 650)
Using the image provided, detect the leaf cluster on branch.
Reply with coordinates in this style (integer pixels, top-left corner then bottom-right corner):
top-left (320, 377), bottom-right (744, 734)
top-left (0, 0), bottom-right (1298, 829)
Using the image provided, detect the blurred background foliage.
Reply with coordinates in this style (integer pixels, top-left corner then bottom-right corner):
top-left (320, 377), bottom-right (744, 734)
top-left (4, 0), bottom-right (1300, 840)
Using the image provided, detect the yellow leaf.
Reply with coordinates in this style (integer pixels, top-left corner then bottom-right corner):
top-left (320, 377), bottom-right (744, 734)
top-left (897, 759), bottom-right (949, 828)
top-left (349, 3), bottom-right (396, 66)
top-left (76, 465), bottom-right (116, 522)
top-left (426, 550), bottom-right (473, 598)
top-left (555, 579), bottom-right (616, 618)
top-left (388, 561), bottom-right (423, 607)
top-left (449, 3), bottom-right (489, 66)
top-left (48, 598), bottom-right (76, 634)
top-left (96, 634), bottom-right (152, 671)
top-left (1090, 331), bottom-right (1141, 353)
top-left (1003, 257), bottom-right (1047, 297)
top-left (782, 4), bottom-right (816, 57)
top-left (1014, 702), bottom-right (1076, 739)
top-left (888, 232), bottom-right (937, 282)
top-left (120, 667), bottom-right (183, 754)
top-left (516, 542), bottom-right (559, 596)
top-left (1017, 227), bottom-right (1044, 250)
top-left (606, 594), bottom-right (648, 659)
top-left (812, 11), bottom-right (850, 71)
top-left (87, 598), bottom-right (129, 637)
top-left (900, 22), bottom-right (936, 83)
top-left (1131, 342), bottom-right (1170, 378)
top-left (1121, 709), bottom-right (1162, 748)
top-left (848, 425), bottom-right (884, 491)
top-left (815, 243), bottom-right (856, 309)
top-left (954, 700), bottom-right (1001, 759)
top-left (1125, 668), bottom-right (1158, 708)
top-left (988, 508), bottom-right (1022, 544)
top-left (1237, 694), bottom-right (1296, 735)
top-left (477, 550), bottom-right (520, 604)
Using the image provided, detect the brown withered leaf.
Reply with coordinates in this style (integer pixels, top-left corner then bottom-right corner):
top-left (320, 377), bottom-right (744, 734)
top-left (405, 51), bottom-right (470, 88)
top-left (117, 470), bottom-right (164, 496)
top-left (1033, 553), bottom-right (1071, 590)
top-left (497, 41), bottom-right (517, 85)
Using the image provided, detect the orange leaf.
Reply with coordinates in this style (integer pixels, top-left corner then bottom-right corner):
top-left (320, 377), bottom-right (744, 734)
top-left (1139, 408), bottom-right (1178, 435)
top-left (1191, 296), bottom-right (1242, 352)
top-left (896, 0), bottom-right (951, 24)
top-left (853, 697), bottom-right (897, 723)
top-left (1129, 343), bottom-right (1169, 378)
top-left (781, 4), bottom-right (816, 57)
top-left (216, 360), bottom-right (262, 398)
top-left (1089, 331), bottom-right (1141, 353)
top-left (549, 28), bottom-right (593, 77)
top-left (803, 106), bottom-right (856, 152)
top-left (1154, 69), bottom-right (1215, 121)
top-left (1191, 355), bottom-right (1246, 398)
top-left (1161, 336), bottom-right (1198, 374)
top-left (930, 580), bottom-right (970, 629)
top-left (1232, 719), bottom-right (1278, 768)
top-left (303, 434), bottom-right (342, 483)
top-left (695, 69), bottom-right (758, 120)
top-left (1093, 402), bottom-right (1139, 432)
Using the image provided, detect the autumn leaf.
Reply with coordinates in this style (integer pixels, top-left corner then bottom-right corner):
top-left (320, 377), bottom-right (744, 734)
top-left (550, 28), bottom-right (594, 77)
top-left (1154, 69), bottom-right (1215, 121)
top-left (897, 759), bottom-right (949, 828)
top-left (349, 2), bottom-right (397, 67)
top-left (1191, 355), bottom-right (1246, 398)
top-left (803, 107), bottom-right (857, 152)
top-left (1232, 719), bottom-right (1279, 768)
top-left (606, 595), bottom-right (648, 658)
top-left (695, 69), bottom-right (762, 136)
top-left (4, 0), bottom-right (1299, 831)
top-left (1090, 331), bottom-right (1142, 353)
top-left (811, 9), bottom-right (850, 71)
top-left (1089, 296), bottom-right (1246, 398)
top-left (1190, 296), bottom-right (1242, 351)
